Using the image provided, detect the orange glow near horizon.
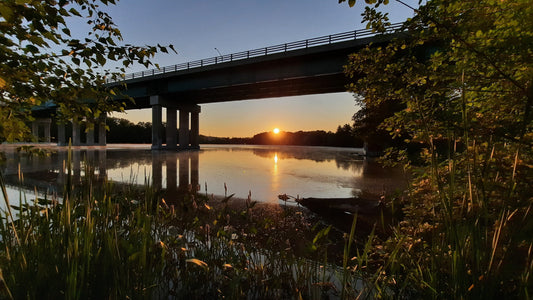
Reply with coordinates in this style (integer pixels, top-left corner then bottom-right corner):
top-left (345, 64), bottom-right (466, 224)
top-left (273, 128), bottom-right (280, 134)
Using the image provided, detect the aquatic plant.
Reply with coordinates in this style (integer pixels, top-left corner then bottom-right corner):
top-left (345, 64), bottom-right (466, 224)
top-left (0, 148), bottom-right (380, 299)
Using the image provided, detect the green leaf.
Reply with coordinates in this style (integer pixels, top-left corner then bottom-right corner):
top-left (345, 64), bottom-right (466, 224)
top-left (96, 53), bottom-right (106, 66)
top-left (0, 4), bottom-right (14, 22)
top-left (69, 8), bottom-right (82, 17)
top-left (25, 45), bottom-right (39, 54)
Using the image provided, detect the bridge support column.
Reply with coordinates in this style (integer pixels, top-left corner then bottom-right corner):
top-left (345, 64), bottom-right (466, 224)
top-left (166, 108), bottom-right (178, 150)
top-left (86, 124), bottom-right (95, 146)
top-left (32, 122), bottom-right (38, 141)
top-left (72, 120), bottom-right (81, 146)
top-left (31, 118), bottom-right (52, 143)
top-left (43, 119), bottom-right (51, 143)
top-left (178, 109), bottom-right (190, 150)
top-left (190, 105), bottom-right (201, 149)
top-left (98, 114), bottom-right (107, 146)
top-left (57, 123), bottom-right (66, 146)
top-left (151, 96), bottom-right (163, 150)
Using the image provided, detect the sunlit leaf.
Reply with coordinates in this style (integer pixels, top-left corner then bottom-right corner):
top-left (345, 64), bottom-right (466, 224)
top-left (186, 258), bottom-right (208, 269)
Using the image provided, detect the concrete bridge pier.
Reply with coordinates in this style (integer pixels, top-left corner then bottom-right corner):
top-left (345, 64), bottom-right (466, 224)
top-left (57, 123), bottom-right (67, 146)
top-left (62, 115), bottom-right (107, 147)
top-left (178, 109), bottom-right (189, 150)
top-left (31, 118), bottom-right (52, 143)
top-left (98, 115), bottom-right (107, 146)
top-left (72, 120), bottom-right (81, 146)
top-left (190, 106), bottom-right (201, 150)
top-left (166, 108), bottom-right (178, 150)
top-left (150, 95), bottom-right (201, 151)
top-left (86, 126), bottom-right (95, 145)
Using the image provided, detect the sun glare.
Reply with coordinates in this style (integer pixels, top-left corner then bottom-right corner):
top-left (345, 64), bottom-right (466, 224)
top-left (273, 128), bottom-right (280, 134)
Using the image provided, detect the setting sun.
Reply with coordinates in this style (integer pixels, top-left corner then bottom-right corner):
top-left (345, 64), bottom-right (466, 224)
top-left (273, 128), bottom-right (280, 134)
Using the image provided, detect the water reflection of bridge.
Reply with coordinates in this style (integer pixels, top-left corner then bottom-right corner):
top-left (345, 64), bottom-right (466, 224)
top-left (1, 146), bottom-right (407, 203)
top-left (151, 151), bottom-right (199, 203)
top-left (0, 148), bottom-right (200, 202)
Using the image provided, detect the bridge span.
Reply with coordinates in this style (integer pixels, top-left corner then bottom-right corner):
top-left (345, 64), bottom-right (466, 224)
top-left (33, 25), bottom-right (404, 150)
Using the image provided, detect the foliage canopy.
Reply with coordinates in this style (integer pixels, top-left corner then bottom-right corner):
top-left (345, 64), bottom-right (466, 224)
top-left (0, 0), bottom-right (174, 143)
top-left (341, 0), bottom-right (532, 297)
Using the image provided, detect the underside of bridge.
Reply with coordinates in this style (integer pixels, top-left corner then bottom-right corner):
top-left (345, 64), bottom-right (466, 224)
top-left (30, 33), bottom-right (396, 150)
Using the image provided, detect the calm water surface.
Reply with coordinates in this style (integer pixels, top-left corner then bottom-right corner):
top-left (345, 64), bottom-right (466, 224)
top-left (0, 144), bottom-right (407, 205)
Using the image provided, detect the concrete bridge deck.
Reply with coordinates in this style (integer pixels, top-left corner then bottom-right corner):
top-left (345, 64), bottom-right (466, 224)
top-left (31, 24), bottom-right (406, 150)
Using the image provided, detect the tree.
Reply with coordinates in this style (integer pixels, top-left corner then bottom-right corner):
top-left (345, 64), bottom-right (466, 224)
top-left (340, 0), bottom-right (532, 298)
top-left (0, 0), bottom-right (175, 143)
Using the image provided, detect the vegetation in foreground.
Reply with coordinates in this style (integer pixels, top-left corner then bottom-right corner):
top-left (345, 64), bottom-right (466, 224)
top-left (339, 0), bottom-right (533, 298)
top-left (0, 151), bottom-right (386, 299)
top-left (0, 0), bottom-right (531, 298)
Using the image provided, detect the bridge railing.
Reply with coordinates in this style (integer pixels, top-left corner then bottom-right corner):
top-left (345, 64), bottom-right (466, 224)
top-left (106, 23), bottom-right (403, 83)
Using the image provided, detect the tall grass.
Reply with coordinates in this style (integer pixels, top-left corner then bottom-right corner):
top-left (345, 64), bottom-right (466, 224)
top-left (0, 148), bottom-right (380, 299)
top-left (345, 97), bottom-right (533, 297)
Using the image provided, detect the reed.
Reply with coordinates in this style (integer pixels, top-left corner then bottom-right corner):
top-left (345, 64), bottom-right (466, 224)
top-left (0, 148), bottom-right (376, 299)
top-left (350, 83), bottom-right (533, 298)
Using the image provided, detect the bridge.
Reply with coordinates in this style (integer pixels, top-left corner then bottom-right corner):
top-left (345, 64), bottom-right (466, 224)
top-left (32, 24), bottom-right (405, 150)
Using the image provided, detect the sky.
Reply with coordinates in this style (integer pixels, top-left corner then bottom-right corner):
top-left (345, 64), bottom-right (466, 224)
top-left (84, 0), bottom-right (417, 137)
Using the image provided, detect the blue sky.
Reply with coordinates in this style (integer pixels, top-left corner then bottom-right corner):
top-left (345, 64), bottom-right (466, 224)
top-left (93, 0), bottom-right (417, 137)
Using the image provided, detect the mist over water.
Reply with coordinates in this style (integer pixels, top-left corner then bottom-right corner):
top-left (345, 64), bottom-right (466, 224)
top-left (1, 144), bottom-right (407, 207)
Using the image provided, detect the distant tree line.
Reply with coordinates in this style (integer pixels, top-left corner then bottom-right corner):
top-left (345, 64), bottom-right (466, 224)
top-left (106, 117), bottom-right (364, 148)
top-left (246, 124), bottom-right (363, 147)
top-left (107, 118), bottom-right (153, 143)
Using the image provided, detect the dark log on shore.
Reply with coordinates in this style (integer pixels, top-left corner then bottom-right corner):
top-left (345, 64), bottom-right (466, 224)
top-left (295, 197), bottom-right (385, 215)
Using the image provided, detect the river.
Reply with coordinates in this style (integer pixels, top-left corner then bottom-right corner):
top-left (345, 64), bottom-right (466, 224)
top-left (0, 144), bottom-right (407, 210)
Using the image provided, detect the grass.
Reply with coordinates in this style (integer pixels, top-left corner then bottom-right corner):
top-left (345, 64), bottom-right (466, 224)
top-left (1, 133), bottom-right (530, 299)
top-left (0, 147), bottom-right (381, 299)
